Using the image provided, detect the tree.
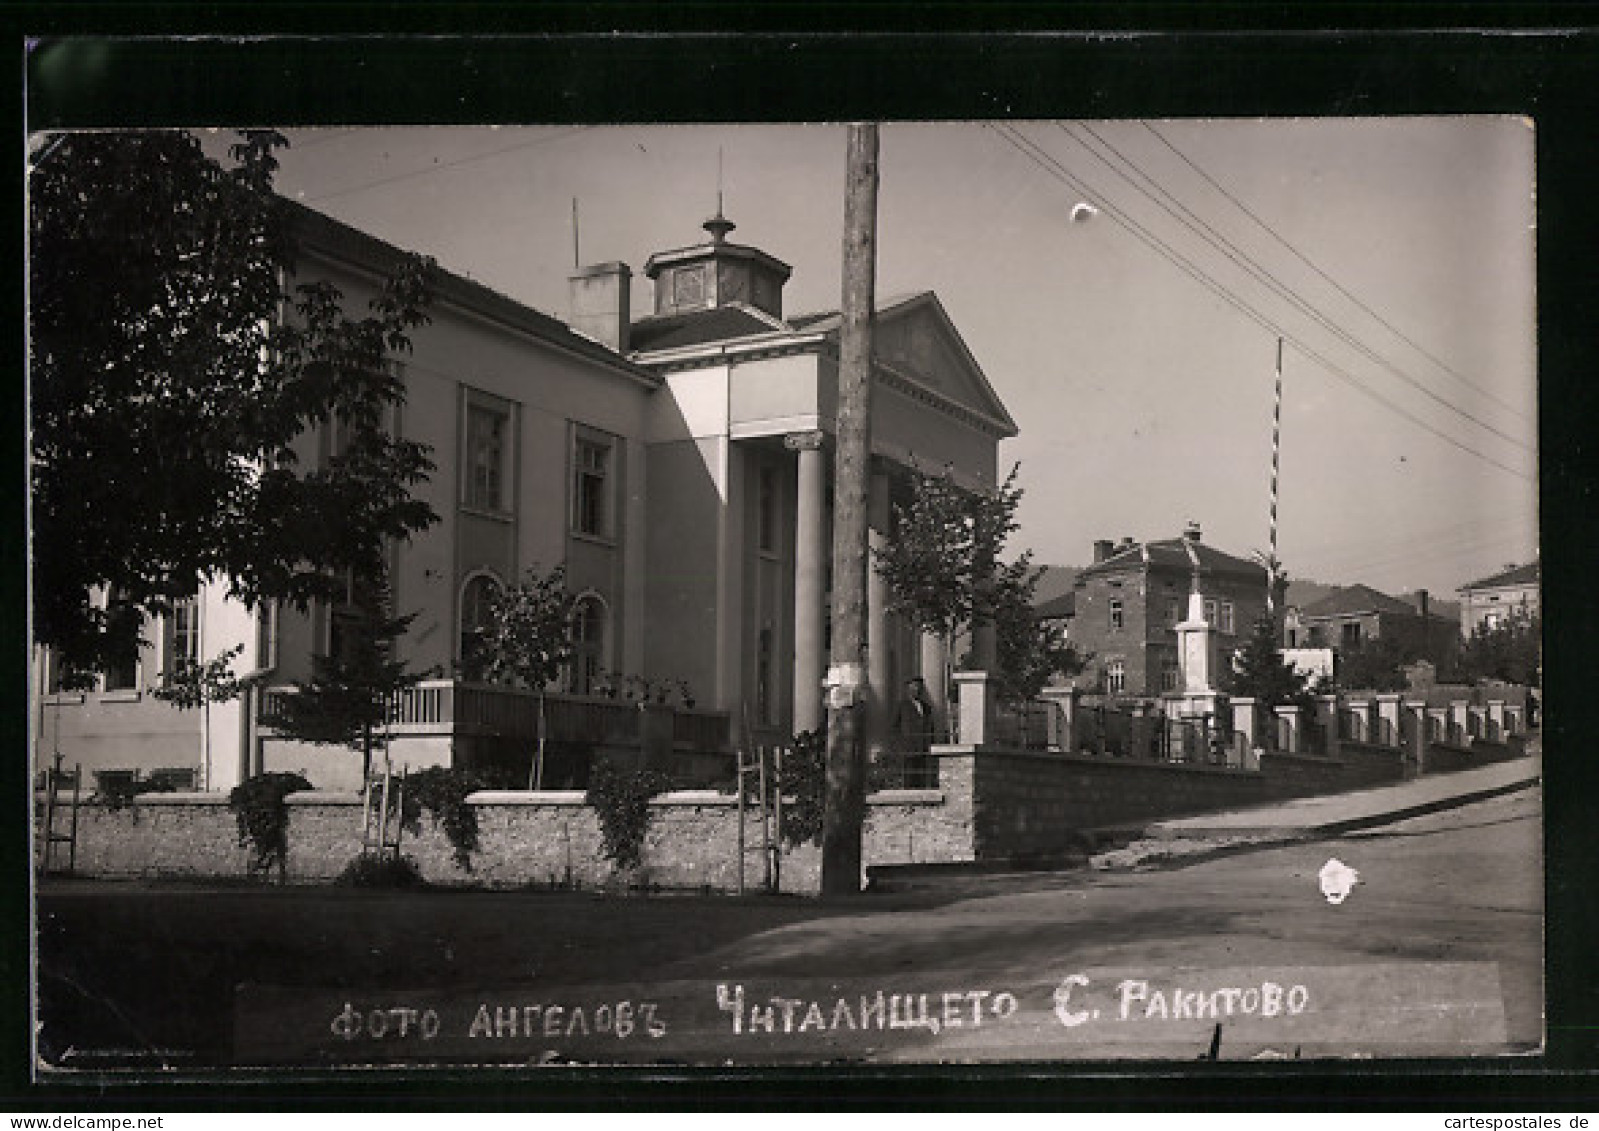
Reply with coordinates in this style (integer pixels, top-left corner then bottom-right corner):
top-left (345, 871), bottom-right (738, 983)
top-left (262, 568), bottom-right (426, 782)
top-left (1222, 614), bottom-right (1316, 711)
top-left (1452, 612), bottom-right (1541, 687)
top-left (468, 564), bottom-right (575, 789)
top-left (1333, 636), bottom-right (1410, 693)
top-left (989, 560), bottom-right (1085, 704)
top-left (30, 129), bottom-right (437, 685)
top-left (873, 463), bottom-right (1029, 709)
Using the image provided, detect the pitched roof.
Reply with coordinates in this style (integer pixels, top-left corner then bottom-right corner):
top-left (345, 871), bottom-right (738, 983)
top-left (1078, 535), bottom-right (1265, 583)
top-left (784, 291), bottom-right (929, 333)
top-left (629, 305), bottom-right (786, 352)
top-left (1460, 560), bottom-right (1540, 592)
top-left (284, 200), bottom-right (660, 388)
top-left (1034, 591), bottom-right (1076, 620)
top-left (1298, 583), bottom-right (1420, 619)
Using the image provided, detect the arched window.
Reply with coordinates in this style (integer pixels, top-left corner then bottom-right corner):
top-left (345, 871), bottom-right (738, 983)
top-left (568, 594), bottom-right (608, 696)
top-left (458, 573), bottom-right (502, 679)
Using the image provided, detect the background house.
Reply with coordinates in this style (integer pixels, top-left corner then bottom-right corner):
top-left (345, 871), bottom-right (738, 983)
top-left (1457, 560), bottom-right (1540, 635)
top-left (1283, 583), bottom-right (1460, 671)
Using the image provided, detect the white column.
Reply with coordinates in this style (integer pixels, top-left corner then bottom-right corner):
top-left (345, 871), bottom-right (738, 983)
top-left (787, 431), bottom-right (828, 734)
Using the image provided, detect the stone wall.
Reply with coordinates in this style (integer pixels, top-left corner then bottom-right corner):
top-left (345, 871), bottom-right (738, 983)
top-left (35, 787), bottom-right (958, 896)
top-left (41, 725), bottom-right (1522, 891)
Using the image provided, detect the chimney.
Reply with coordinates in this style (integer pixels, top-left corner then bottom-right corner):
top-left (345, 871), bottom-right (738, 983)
top-left (1416, 588), bottom-right (1430, 618)
top-left (1093, 539), bottom-right (1115, 563)
top-left (568, 261), bottom-right (632, 354)
top-left (1183, 521), bottom-right (1202, 543)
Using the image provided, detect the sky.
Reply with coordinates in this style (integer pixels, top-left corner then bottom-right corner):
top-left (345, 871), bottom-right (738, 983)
top-left (254, 119), bottom-right (1538, 598)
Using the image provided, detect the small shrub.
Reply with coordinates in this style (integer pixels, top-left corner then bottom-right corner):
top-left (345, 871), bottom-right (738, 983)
top-left (398, 765), bottom-right (518, 871)
top-left (336, 852), bottom-right (424, 888)
top-left (228, 771), bottom-right (312, 878)
top-left (585, 760), bottom-right (672, 872)
top-left (776, 730), bottom-right (827, 848)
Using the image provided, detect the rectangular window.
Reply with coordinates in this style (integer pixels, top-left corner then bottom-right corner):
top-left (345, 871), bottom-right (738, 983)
top-left (1161, 662), bottom-right (1180, 692)
top-left (165, 598), bottom-right (200, 675)
top-left (1342, 621), bottom-right (1363, 647)
top-left (465, 402), bottom-right (509, 512)
top-left (1109, 598), bottom-right (1124, 631)
top-left (102, 591), bottom-right (139, 692)
top-left (1107, 659), bottom-right (1126, 694)
top-left (256, 601), bottom-right (280, 671)
top-left (1204, 598), bottom-right (1218, 626)
top-left (1165, 598), bottom-right (1181, 626)
top-left (1220, 602), bottom-right (1235, 634)
top-left (573, 432), bottom-right (612, 537)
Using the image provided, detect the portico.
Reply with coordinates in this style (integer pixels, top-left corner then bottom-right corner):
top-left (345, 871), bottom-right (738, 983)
top-left (622, 212), bottom-right (1016, 743)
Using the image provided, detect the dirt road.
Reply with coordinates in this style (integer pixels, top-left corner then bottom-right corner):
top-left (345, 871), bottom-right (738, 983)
top-left (36, 788), bottom-right (1541, 1068)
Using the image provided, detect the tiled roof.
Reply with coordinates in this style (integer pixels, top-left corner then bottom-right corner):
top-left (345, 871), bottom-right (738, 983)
top-left (783, 292), bottom-right (930, 333)
top-left (629, 306), bottom-right (785, 352)
top-left (1298, 583), bottom-right (1420, 620)
top-left (1079, 536), bottom-right (1264, 582)
top-left (1034, 591), bottom-right (1076, 620)
top-left (1460, 560), bottom-right (1540, 592)
top-left (284, 200), bottom-right (659, 387)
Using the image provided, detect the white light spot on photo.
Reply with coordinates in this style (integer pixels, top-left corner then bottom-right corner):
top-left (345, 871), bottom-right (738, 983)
top-left (1319, 858), bottom-right (1360, 905)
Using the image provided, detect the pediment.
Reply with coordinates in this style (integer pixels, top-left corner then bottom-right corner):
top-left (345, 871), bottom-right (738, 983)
top-left (870, 295), bottom-right (1017, 436)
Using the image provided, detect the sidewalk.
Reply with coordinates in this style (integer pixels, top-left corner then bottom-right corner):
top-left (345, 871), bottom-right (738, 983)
top-left (1142, 751), bottom-right (1541, 841)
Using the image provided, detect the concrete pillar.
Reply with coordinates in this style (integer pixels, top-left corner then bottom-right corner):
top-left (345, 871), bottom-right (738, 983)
top-left (1040, 686), bottom-right (1077, 751)
top-left (866, 463), bottom-right (892, 757)
top-left (1275, 705), bottom-right (1300, 754)
top-left (920, 632), bottom-right (949, 740)
top-left (1467, 704), bottom-right (1487, 742)
top-left (1376, 693), bottom-right (1403, 749)
top-left (1230, 697), bottom-right (1259, 768)
top-left (1504, 704), bottom-right (1524, 736)
top-left (1448, 701), bottom-right (1471, 745)
top-left (1404, 699), bottom-right (1429, 776)
top-left (1427, 706), bottom-right (1449, 746)
top-left (1487, 699), bottom-right (1506, 742)
top-left (948, 670), bottom-right (994, 749)
top-left (1131, 703), bottom-right (1153, 761)
top-left (1316, 695), bottom-right (1341, 759)
top-left (787, 431), bottom-right (827, 735)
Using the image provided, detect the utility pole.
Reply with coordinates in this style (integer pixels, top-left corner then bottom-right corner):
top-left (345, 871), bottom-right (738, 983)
top-left (821, 123), bottom-right (879, 896)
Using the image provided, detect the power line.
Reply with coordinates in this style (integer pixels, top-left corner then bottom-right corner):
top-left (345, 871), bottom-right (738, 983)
top-left (1143, 121), bottom-right (1531, 424)
top-left (1062, 121), bottom-right (1531, 455)
top-left (1296, 529), bottom-right (1532, 584)
top-left (988, 123), bottom-right (1533, 485)
top-left (304, 127), bottom-right (593, 205)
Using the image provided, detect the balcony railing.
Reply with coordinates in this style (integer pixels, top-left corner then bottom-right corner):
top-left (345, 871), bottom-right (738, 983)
top-left (263, 679), bottom-right (731, 751)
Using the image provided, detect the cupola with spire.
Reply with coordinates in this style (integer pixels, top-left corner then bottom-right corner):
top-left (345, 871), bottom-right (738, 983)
top-left (642, 206), bottom-right (792, 320)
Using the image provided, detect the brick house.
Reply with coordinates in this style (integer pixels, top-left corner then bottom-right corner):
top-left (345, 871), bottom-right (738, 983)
top-left (1064, 524), bottom-right (1273, 699)
top-left (1284, 583), bottom-right (1460, 666)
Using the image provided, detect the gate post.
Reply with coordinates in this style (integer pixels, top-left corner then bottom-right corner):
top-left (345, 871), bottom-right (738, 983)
top-left (1376, 693), bottom-right (1403, 748)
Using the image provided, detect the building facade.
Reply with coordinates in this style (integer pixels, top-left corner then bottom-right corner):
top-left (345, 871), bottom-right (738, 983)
top-left (32, 203), bottom-right (1015, 790)
top-left (1456, 561), bottom-right (1540, 635)
top-left (1063, 524), bottom-right (1272, 699)
top-left (1283, 583), bottom-right (1460, 667)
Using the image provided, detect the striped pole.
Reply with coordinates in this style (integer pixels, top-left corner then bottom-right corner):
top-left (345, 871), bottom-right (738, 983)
top-left (1268, 337), bottom-right (1283, 613)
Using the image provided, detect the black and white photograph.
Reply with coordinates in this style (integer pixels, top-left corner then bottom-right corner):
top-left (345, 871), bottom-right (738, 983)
top-left (25, 41), bottom-right (1558, 1084)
